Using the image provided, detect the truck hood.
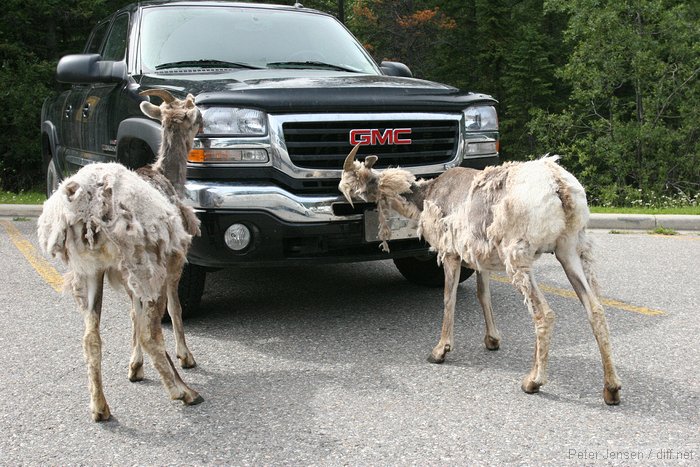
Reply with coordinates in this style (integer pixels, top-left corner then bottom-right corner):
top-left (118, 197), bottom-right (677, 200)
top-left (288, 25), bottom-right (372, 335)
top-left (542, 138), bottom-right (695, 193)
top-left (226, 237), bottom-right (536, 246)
top-left (137, 69), bottom-right (496, 113)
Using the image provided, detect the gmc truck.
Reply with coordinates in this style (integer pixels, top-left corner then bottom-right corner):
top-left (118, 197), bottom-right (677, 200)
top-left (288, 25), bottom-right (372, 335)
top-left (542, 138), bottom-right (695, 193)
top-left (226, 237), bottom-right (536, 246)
top-left (41, 1), bottom-right (499, 315)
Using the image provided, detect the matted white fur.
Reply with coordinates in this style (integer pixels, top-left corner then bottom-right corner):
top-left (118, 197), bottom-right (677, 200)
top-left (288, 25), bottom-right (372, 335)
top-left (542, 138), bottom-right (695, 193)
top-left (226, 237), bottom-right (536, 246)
top-left (38, 163), bottom-right (190, 302)
top-left (38, 161), bottom-right (203, 421)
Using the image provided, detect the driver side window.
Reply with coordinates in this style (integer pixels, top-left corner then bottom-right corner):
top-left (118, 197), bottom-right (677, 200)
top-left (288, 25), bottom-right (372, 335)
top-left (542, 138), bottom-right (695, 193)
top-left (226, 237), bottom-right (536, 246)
top-left (85, 21), bottom-right (110, 54)
top-left (101, 13), bottom-right (130, 61)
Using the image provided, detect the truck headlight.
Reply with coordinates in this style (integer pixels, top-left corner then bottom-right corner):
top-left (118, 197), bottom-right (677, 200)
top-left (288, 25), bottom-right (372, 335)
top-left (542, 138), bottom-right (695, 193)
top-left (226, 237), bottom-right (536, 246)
top-left (201, 107), bottom-right (267, 135)
top-left (464, 105), bottom-right (498, 131)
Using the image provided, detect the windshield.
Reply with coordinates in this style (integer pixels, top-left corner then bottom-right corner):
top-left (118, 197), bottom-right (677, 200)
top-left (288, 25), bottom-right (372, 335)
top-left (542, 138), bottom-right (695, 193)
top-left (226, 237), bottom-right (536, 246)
top-left (139, 6), bottom-right (379, 74)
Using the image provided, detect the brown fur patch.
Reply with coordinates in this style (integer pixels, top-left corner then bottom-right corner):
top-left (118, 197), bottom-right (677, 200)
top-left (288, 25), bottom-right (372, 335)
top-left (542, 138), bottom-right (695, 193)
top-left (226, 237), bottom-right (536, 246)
top-left (547, 161), bottom-right (576, 227)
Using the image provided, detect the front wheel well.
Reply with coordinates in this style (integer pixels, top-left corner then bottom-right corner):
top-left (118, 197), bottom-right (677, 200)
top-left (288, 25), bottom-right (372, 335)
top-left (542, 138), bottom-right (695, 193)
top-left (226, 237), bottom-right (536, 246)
top-left (117, 137), bottom-right (156, 170)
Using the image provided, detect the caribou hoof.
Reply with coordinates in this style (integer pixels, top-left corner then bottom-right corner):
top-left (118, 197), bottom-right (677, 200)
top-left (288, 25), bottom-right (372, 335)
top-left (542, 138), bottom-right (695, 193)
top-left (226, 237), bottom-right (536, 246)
top-left (181, 391), bottom-right (204, 406)
top-left (427, 354), bottom-right (445, 364)
top-left (484, 335), bottom-right (500, 351)
top-left (91, 404), bottom-right (111, 422)
top-left (428, 344), bottom-right (451, 364)
top-left (603, 385), bottom-right (621, 406)
top-left (177, 388), bottom-right (204, 406)
top-left (178, 353), bottom-right (197, 369)
top-left (128, 363), bottom-right (144, 382)
top-left (521, 377), bottom-right (541, 394)
top-left (188, 394), bottom-right (205, 405)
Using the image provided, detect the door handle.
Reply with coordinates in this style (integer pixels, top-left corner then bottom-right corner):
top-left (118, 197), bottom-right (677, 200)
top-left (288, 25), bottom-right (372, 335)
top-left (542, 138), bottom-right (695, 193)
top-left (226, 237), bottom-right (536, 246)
top-left (64, 105), bottom-right (73, 119)
top-left (82, 103), bottom-right (91, 118)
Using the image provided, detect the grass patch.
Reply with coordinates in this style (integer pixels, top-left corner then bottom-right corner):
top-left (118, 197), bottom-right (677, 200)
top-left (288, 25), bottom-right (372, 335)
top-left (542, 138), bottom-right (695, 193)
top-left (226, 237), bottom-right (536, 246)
top-left (591, 206), bottom-right (700, 215)
top-left (648, 225), bottom-right (678, 235)
top-left (0, 190), bottom-right (44, 204)
top-left (608, 229), bottom-right (634, 235)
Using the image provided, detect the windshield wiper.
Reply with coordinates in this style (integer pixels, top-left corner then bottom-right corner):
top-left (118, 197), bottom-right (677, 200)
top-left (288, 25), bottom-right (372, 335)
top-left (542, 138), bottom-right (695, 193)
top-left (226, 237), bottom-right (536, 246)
top-left (155, 59), bottom-right (263, 70)
top-left (266, 61), bottom-right (361, 73)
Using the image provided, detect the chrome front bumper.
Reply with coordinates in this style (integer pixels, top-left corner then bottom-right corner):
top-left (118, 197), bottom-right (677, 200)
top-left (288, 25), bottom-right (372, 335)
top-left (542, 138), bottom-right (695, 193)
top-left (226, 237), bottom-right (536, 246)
top-left (185, 181), bottom-right (351, 223)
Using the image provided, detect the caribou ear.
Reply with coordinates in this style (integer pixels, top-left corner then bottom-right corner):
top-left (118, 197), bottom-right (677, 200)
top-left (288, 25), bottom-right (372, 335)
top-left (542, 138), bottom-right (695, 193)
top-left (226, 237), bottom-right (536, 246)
top-left (140, 101), bottom-right (162, 121)
top-left (364, 155), bottom-right (378, 169)
top-left (185, 93), bottom-right (196, 109)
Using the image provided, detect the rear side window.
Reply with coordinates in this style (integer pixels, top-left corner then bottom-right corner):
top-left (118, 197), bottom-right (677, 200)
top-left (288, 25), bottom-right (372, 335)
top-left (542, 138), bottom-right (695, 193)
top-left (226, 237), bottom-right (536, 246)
top-left (85, 21), bottom-right (110, 54)
top-left (102, 13), bottom-right (130, 61)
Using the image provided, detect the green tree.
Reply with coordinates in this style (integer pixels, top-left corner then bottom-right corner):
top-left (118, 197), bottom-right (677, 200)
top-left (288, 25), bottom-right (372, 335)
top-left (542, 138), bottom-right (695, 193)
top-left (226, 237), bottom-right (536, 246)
top-left (350, 0), bottom-right (459, 80)
top-left (0, 0), bottom-right (132, 191)
top-left (3, 0), bottom-right (697, 203)
top-left (350, 0), bottom-right (567, 163)
top-left (530, 0), bottom-right (700, 203)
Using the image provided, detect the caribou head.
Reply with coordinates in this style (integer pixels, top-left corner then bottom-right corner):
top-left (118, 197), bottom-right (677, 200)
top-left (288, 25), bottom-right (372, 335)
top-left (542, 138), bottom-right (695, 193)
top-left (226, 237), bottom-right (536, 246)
top-left (338, 144), bottom-right (380, 207)
top-left (139, 89), bottom-right (202, 136)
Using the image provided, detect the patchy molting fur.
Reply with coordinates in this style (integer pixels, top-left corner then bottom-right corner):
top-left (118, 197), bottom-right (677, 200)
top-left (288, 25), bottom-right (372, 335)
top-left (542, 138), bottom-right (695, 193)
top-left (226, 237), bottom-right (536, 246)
top-left (132, 90), bottom-right (202, 376)
top-left (136, 165), bottom-right (200, 237)
top-left (38, 163), bottom-right (190, 303)
top-left (339, 150), bottom-right (621, 405)
top-left (140, 92), bottom-right (202, 197)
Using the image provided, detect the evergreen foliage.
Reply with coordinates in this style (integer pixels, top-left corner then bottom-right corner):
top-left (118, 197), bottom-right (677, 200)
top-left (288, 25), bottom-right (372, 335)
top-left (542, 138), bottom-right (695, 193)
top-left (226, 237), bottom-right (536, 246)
top-left (531, 0), bottom-right (700, 204)
top-left (1, 0), bottom-right (697, 205)
top-left (0, 0), bottom-right (133, 191)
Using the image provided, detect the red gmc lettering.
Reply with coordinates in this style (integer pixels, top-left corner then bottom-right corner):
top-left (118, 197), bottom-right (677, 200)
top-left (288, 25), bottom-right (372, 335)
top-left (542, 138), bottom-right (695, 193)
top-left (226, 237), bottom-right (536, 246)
top-left (349, 128), bottom-right (412, 146)
top-left (392, 128), bottom-right (412, 144)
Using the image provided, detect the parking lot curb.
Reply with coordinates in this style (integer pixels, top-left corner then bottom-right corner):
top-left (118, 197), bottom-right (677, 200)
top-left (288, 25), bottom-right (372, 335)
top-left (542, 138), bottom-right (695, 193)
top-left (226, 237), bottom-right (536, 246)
top-left (0, 204), bottom-right (43, 218)
top-left (0, 204), bottom-right (698, 232)
top-left (586, 213), bottom-right (700, 231)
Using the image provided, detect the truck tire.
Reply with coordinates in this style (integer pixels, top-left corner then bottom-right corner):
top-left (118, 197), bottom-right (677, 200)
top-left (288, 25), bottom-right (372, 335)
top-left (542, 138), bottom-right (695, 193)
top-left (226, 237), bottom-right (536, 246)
top-left (393, 255), bottom-right (474, 288)
top-left (46, 155), bottom-right (60, 198)
top-left (177, 263), bottom-right (206, 318)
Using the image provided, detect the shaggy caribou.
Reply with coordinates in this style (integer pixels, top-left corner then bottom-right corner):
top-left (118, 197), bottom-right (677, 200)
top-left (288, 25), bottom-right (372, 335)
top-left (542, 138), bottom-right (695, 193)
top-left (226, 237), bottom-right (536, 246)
top-left (339, 145), bottom-right (622, 405)
top-left (37, 91), bottom-right (203, 421)
top-left (132, 89), bottom-right (202, 375)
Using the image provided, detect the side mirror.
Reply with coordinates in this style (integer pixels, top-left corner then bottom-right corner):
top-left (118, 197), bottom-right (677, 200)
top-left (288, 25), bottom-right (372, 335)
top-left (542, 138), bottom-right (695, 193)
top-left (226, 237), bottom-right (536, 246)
top-left (379, 61), bottom-right (413, 78)
top-left (56, 54), bottom-right (127, 84)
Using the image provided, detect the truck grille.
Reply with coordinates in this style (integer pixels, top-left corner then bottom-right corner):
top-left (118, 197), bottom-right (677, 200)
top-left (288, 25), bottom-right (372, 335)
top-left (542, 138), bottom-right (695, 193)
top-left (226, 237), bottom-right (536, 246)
top-left (283, 119), bottom-right (459, 169)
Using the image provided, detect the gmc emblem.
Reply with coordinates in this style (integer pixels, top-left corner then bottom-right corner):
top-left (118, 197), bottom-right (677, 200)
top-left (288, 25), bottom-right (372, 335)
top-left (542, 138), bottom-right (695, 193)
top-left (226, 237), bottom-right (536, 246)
top-left (349, 128), bottom-right (412, 146)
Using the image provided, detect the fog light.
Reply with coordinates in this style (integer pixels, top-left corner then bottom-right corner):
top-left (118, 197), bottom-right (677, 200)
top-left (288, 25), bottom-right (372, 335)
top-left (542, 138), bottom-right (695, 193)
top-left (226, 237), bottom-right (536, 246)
top-left (224, 223), bottom-right (251, 251)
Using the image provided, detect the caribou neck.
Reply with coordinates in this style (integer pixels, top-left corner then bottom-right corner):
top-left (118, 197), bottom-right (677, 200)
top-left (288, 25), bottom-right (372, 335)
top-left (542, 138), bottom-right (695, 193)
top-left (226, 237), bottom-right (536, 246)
top-left (378, 170), bottom-right (432, 221)
top-left (152, 127), bottom-right (192, 197)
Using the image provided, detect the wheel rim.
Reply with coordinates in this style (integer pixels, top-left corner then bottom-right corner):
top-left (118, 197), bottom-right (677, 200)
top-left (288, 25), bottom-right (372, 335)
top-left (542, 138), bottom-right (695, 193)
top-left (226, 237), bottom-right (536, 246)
top-left (46, 158), bottom-right (59, 197)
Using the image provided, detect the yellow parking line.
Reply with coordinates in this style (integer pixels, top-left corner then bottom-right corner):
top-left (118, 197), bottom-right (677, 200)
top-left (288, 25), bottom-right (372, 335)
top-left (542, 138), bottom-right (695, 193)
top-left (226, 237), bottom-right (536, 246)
top-left (0, 220), bottom-right (63, 292)
top-left (490, 274), bottom-right (665, 316)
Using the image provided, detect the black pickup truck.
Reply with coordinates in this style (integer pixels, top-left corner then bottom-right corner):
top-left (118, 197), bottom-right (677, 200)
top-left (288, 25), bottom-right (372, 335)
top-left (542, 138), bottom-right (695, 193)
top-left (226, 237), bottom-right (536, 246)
top-left (41, 1), bottom-right (499, 314)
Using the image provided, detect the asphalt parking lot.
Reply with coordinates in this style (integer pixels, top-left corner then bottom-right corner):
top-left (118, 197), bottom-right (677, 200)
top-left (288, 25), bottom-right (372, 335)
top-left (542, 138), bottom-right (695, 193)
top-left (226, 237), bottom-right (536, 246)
top-left (0, 216), bottom-right (698, 465)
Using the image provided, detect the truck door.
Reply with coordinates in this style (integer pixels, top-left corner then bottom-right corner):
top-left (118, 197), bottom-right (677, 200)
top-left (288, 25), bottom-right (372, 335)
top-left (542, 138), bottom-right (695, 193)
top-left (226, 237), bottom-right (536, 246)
top-left (61, 19), bottom-right (111, 174)
top-left (60, 84), bottom-right (88, 174)
top-left (80, 12), bottom-right (130, 165)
